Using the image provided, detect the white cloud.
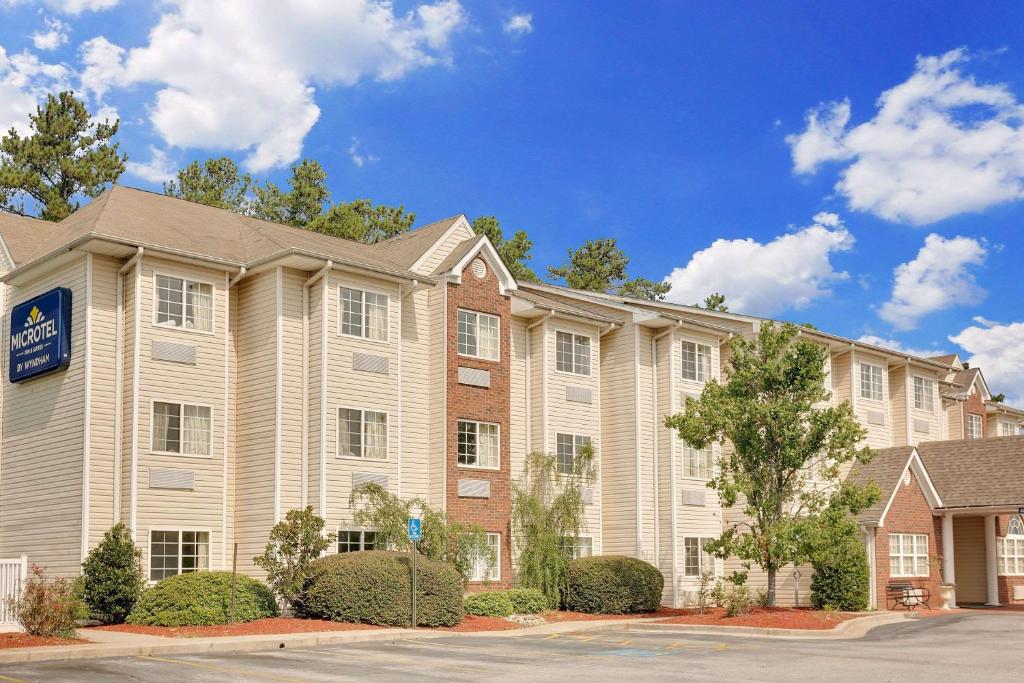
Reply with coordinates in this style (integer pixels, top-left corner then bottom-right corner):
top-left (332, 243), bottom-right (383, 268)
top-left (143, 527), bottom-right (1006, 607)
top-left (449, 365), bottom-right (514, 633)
top-left (79, 36), bottom-right (124, 99)
top-left (787, 49), bottom-right (1024, 225)
top-left (855, 335), bottom-right (945, 359)
top-left (347, 137), bottom-right (378, 167)
top-left (504, 13), bottom-right (533, 34)
top-left (125, 146), bottom-right (176, 183)
top-left (950, 321), bottom-right (1024, 405)
top-left (0, 46), bottom-right (70, 135)
top-left (32, 17), bottom-right (69, 51)
top-left (662, 213), bottom-right (854, 316)
top-left (82, 0), bottom-right (467, 172)
top-left (3, 0), bottom-right (119, 14)
top-left (878, 234), bottom-right (986, 330)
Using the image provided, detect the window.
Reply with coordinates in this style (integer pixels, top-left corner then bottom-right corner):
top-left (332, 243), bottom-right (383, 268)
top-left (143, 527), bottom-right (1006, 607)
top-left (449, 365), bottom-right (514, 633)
top-left (156, 275), bottom-right (213, 332)
top-left (338, 530), bottom-right (377, 553)
top-left (338, 409), bottom-right (388, 460)
top-left (683, 537), bottom-right (717, 577)
top-left (999, 422), bottom-right (1020, 437)
top-left (470, 533), bottom-right (501, 581)
top-left (682, 445), bottom-right (713, 480)
top-left (967, 414), bottom-right (983, 439)
top-left (559, 536), bottom-right (594, 559)
top-left (999, 516), bottom-right (1024, 576)
top-left (860, 362), bottom-right (884, 401)
top-left (889, 534), bottom-right (929, 577)
top-left (913, 376), bottom-right (934, 412)
top-left (681, 341), bottom-right (712, 382)
top-left (340, 287), bottom-right (388, 341)
top-left (149, 530), bottom-right (209, 582)
top-left (151, 401), bottom-right (211, 456)
top-left (555, 331), bottom-right (591, 375)
top-left (457, 420), bottom-right (499, 469)
top-left (457, 309), bottom-right (499, 360)
top-left (555, 433), bottom-right (591, 475)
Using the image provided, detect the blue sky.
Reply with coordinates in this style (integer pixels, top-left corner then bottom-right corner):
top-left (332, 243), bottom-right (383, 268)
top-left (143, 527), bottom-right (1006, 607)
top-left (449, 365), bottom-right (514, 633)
top-left (1, 0), bottom-right (1022, 399)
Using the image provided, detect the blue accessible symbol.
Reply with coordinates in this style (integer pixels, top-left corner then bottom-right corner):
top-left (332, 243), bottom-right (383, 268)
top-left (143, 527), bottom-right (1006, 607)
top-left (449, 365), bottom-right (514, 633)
top-left (407, 517), bottom-right (422, 542)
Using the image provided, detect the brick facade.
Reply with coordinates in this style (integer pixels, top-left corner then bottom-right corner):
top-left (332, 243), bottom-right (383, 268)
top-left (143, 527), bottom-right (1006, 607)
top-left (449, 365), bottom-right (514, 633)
top-left (873, 470), bottom-right (944, 609)
top-left (444, 262), bottom-right (514, 588)
top-left (962, 381), bottom-right (987, 438)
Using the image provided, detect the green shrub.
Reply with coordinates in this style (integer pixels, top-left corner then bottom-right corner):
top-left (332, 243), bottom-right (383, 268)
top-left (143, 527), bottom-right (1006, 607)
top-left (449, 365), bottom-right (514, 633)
top-left (253, 506), bottom-right (336, 609)
top-left (464, 591), bottom-right (514, 617)
top-left (505, 588), bottom-right (548, 614)
top-left (301, 551), bottom-right (463, 627)
top-left (811, 541), bottom-right (870, 611)
top-left (127, 572), bottom-right (278, 626)
top-left (724, 585), bottom-right (753, 617)
top-left (7, 565), bottom-right (88, 638)
top-left (81, 523), bottom-right (145, 623)
top-left (564, 556), bottom-right (663, 614)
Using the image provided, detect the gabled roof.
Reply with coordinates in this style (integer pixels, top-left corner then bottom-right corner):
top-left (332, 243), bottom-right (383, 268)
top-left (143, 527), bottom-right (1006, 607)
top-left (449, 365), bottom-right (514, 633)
top-left (378, 215), bottom-right (466, 270)
top-left (929, 353), bottom-right (961, 368)
top-left (0, 212), bottom-right (61, 267)
top-left (916, 436), bottom-right (1024, 509)
top-left (949, 367), bottom-right (991, 401)
top-left (848, 447), bottom-right (916, 525)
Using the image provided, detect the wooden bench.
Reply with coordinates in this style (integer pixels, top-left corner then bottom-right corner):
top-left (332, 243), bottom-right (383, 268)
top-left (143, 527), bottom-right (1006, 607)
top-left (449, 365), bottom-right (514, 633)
top-left (886, 582), bottom-right (931, 610)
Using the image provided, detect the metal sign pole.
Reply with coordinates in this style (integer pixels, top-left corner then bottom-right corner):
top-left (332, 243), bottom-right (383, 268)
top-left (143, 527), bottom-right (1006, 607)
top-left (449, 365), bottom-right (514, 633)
top-left (411, 547), bottom-right (417, 630)
top-left (408, 516), bottom-right (421, 630)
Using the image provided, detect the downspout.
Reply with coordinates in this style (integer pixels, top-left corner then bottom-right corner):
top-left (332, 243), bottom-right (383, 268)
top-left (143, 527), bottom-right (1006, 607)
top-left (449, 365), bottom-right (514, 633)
top-left (653, 321), bottom-right (682, 605)
top-left (114, 247), bottom-right (143, 524)
top-left (302, 261), bottom-right (332, 515)
top-left (634, 325), bottom-right (643, 559)
top-left (527, 312), bottom-right (554, 456)
top-left (223, 267), bottom-right (245, 569)
top-left (397, 280), bottom-right (426, 499)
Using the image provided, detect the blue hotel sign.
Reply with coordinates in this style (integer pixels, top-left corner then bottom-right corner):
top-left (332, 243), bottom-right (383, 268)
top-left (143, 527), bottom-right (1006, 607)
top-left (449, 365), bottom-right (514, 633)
top-left (9, 287), bottom-right (72, 383)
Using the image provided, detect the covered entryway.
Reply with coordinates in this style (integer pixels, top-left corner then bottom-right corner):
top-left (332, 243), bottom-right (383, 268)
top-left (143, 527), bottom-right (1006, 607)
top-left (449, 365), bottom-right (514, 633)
top-left (952, 517), bottom-right (987, 604)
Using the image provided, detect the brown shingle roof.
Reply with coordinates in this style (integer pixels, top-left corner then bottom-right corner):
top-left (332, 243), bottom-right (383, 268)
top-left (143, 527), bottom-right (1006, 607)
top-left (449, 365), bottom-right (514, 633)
top-left (916, 436), bottom-right (1024, 509)
top-left (0, 212), bottom-right (67, 266)
top-left (929, 354), bottom-right (960, 368)
top-left (376, 215), bottom-right (465, 270)
top-left (847, 447), bottom-right (915, 524)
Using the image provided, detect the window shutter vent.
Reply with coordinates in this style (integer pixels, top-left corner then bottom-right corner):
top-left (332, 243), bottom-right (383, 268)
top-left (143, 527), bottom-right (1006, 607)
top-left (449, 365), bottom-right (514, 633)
top-left (458, 367), bottom-right (491, 388)
top-left (151, 341), bottom-right (197, 364)
top-left (149, 468), bottom-right (194, 490)
top-left (565, 385), bottom-right (592, 404)
top-left (458, 479), bottom-right (491, 498)
top-left (867, 410), bottom-right (887, 426)
top-left (913, 418), bottom-right (930, 434)
top-left (581, 487), bottom-right (594, 505)
top-left (352, 472), bottom-right (389, 490)
top-left (681, 489), bottom-right (706, 507)
top-left (352, 352), bottom-right (389, 374)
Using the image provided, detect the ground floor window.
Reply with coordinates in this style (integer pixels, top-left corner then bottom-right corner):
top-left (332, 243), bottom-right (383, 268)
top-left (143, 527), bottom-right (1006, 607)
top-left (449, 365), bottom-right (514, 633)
top-left (338, 530), bottom-right (377, 553)
top-left (470, 533), bottom-right (501, 582)
top-left (150, 530), bottom-right (209, 582)
top-left (559, 536), bottom-right (594, 559)
top-left (998, 516), bottom-right (1024, 576)
top-left (889, 533), bottom-right (929, 577)
top-left (683, 536), bottom-right (717, 577)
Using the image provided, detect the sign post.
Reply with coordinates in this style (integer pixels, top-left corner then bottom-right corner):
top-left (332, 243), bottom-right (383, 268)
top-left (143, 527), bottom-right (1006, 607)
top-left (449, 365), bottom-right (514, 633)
top-left (407, 517), bottom-right (422, 630)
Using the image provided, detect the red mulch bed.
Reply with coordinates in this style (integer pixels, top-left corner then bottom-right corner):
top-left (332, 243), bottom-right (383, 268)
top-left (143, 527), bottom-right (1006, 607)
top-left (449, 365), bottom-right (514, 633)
top-left (655, 607), bottom-right (860, 630)
top-left (543, 608), bottom-right (690, 622)
top-left (94, 618), bottom-right (383, 638)
top-left (0, 633), bottom-right (88, 649)
top-left (434, 615), bottom-right (523, 632)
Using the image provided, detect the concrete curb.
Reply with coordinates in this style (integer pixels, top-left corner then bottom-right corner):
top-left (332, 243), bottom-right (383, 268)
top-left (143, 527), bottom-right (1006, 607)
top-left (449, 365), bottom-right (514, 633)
top-left (624, 612), bottom-right (915, 639)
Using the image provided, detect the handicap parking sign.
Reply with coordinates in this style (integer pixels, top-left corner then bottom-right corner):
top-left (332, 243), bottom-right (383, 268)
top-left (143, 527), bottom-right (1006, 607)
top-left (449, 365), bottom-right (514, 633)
top-left (408, 518), bottom-right (422, 541)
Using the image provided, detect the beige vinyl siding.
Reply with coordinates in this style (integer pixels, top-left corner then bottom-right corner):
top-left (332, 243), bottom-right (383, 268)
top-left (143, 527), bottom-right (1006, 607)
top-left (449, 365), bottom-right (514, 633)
top-left (636, 326), bottom-right (656, 563)
top-left (908, 369), bottom-right (940, 444)
top-left (599, 324), bottom-right (637, 557)
top-left (890, 365), bottom-right (908, 446)
top-left (278, 269), bottom-right (305, 515)
top-left (528, 322), bottom-right (545, 453)
top-left (946, 401), bottom-right (964, 440)
top-left (654, 328), bottom-right (673, 600)
top-left (853, 351), bottom-right (892, 449)
top-left (414, 223), bottom-right (475, 275)
top-left (0, 256), bottom-right (87, 576)
top-left (134, 257), bottom-right (229, 572)
top-left (119, 259), bottom-right (136, 526)
top-left (427, 283), bottom-right (446, 509)
top-left (322, 272), bottom-right (401, 529)
top-left (831, 350), bottom-right (852, 407)
top-left (509, 317), bottom-right (529, 481)
top-left (307, 274), bottom-right (324, 515)
top-left (87, 256), bottom-right (120, 546)
top-left (953, 516), bottom-right (987, 603)
top-left (400, 285), bottom-right (431, 501)
top-left (234, 271), bottom-right (278, 574)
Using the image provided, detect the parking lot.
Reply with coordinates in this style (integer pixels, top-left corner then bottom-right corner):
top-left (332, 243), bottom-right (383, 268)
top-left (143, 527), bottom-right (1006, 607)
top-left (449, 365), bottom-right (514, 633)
top-left (2, 611), bottom-right (1022, 682)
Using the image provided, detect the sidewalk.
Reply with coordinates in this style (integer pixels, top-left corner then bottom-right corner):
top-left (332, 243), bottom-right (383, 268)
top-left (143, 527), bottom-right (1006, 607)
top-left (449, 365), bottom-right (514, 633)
top-left (0, 612), bottom-right (921, 664)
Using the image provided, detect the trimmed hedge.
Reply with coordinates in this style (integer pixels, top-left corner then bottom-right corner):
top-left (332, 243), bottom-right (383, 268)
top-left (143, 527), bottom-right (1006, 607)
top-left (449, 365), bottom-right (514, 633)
top-left (301, 551), bottom-right (463, 627)
top-left (811, 542), bottom-right (870, 611)
top-left (127, 572), bottom-right (278, 626)
top-left (463, 588), bottom-right (548, 617)
top-left (564, 556), bottom-right (663, 614)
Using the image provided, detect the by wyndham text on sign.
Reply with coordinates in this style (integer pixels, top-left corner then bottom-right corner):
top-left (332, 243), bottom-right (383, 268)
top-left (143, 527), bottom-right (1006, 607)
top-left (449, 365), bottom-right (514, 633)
top-left (9, 287), bottom-right (72, 383)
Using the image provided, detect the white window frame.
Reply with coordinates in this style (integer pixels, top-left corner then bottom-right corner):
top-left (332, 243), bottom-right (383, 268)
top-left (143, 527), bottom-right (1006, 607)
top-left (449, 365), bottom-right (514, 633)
top-left (967, 414), bottom-right (983, 439)
top-left (152, 272), bottom-right (215, 335)
top-left (150, 399), bottom-right (213, 458)
top-left (555, 433), bottom-right (591, 476)
top-left (682, 444), bottom-right (714, 480)
top-left (456, 420), bottom-right (500, 470)
top-left (889, 533), bottom-right (929, 578)
top-left (148, 529), bottom-right (211, 583)
top-left (337, 407), bottom-right (389, 460)
top-left (683, 536), bottom-right (718, 577)
top-left (998, 421), bottom-right (1020, 437)
top-left (554, 330), bottom-right (592, 376)
top-left (456, 309), bottom-right (500, 361)
top-left (559, 535), bottom-right (594, 559)
top-left (337, 529), bottom-right (378, 553)
top-left (998, 516), bottom-right (1024, 576)
top-left (470, 532), bottom-right (501, 582)
top-left (338, 285), bottom-right (390, 342)
top-left (913, 375), bottom-right (934, 412)
top-left (680, 340), bottom-right (712, 383)
top-left (860, 362), bottom-right (884, 401)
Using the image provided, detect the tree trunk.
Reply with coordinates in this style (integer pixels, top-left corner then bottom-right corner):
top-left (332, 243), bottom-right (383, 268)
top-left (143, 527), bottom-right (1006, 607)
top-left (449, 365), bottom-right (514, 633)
top-left (766, 566), bottom-right (777, 607)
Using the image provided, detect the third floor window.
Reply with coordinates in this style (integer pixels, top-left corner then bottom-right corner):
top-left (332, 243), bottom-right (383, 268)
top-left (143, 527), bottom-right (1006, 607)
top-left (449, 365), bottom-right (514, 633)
top-left (340, 287), bottom-right (388, 341)
top-left (681, 341), bottom-right (712, 382)
top-left (156, 275), bottom-right (212, 332)
top-left (913, 376), bottom-right (934, 411)
top-left (860, 362), bottom-right (884, 401)
top-left (555, 331), bottom-right (591, 375)
top-left (457, 310), bottom-right (500, 360)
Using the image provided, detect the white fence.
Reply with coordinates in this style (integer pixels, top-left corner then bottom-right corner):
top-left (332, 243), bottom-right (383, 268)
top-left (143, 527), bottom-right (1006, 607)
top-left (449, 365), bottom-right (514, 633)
top-left (0, 555), bottom-right (28, 625)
